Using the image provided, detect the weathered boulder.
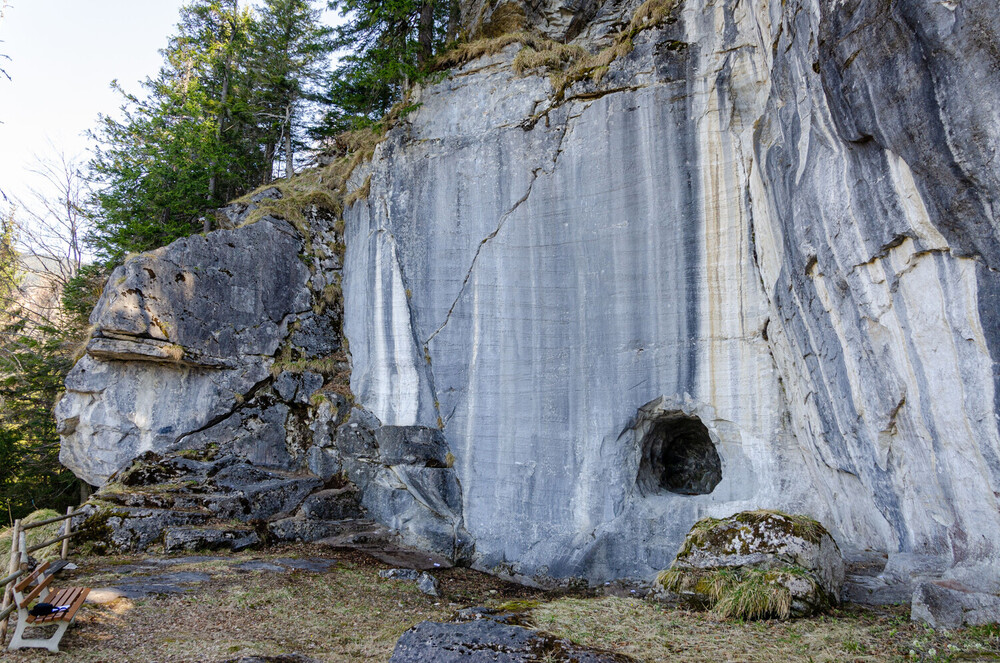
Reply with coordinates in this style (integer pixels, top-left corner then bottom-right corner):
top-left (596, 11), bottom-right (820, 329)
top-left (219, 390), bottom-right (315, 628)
top-left (656, 511), bottom-right (844, 618)
top-left (911, 582), bottom-right (1000, 630)
top-left (389, 620), bottom-right (635, 663)
top-left (56, 215), bottom-right (314, 486)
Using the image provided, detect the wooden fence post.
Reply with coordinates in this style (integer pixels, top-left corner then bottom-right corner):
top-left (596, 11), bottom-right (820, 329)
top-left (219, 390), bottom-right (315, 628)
top-left (61, 507), bottom-right (73, 560)
top-left (0, 519), bottom-right (21, 645)
top-left (18, 530), bottom-right (27, 570)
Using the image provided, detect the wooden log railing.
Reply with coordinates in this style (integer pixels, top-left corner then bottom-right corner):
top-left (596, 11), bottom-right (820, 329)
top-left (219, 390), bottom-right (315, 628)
top-left (1, 507), bottom-right (84, 644)
top-left (0, 518), bottom-right (22, 644)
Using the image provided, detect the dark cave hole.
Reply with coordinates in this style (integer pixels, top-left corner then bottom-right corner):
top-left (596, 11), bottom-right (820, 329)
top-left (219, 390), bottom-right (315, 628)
top-left (637, 414), bottom-right (722, 496)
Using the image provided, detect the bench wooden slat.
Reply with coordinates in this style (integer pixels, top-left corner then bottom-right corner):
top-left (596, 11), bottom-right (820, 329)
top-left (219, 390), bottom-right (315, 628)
top-left (28, 587), bottom-right (89, 625)
top-left (18, 571), bottom-right (55, 608)
top-left (62, 587), bottom-right (89, 623)
top-left (28, 587), bottom-right (86, 624)
top-left (13, 561), bottom-right (50, 592)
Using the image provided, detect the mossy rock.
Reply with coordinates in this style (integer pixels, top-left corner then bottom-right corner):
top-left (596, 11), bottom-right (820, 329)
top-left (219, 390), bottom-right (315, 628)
top-left (656, 509), bottom-right (845, 620)
top-left (112, 451), bottom-right (181, 487)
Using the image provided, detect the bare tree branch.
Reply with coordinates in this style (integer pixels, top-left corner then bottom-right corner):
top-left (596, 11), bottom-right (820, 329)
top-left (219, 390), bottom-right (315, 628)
top-left (0, 149), bottom-right (91, 337)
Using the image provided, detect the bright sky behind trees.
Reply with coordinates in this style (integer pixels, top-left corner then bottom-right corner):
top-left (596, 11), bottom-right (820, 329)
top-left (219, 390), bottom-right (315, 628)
top-left (0, 1), bottom-right (187, 202)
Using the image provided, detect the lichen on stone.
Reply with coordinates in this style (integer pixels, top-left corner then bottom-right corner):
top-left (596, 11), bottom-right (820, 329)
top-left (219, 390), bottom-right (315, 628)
top-left (675, 510), bottom-right (828, 559)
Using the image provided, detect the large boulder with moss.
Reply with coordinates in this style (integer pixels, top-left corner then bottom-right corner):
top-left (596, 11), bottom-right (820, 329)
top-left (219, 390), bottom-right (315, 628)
top-left (657, 511), bottom-right (844, 619)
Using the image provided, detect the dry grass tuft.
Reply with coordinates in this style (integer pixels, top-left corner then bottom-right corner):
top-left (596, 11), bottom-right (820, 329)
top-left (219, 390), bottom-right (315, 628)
top-left (659, 565), bottom-right (823, 621)
top-left (710, 569), bottom-right (793, 621)
top-left (480, 1), bottom-right (527, 38)
top-left (434, 31), bottom-right (549, 70)
top-left (436, 0), bottom-right (680, 101)
top-left (512, 41), bottom-right (588, 76)
top-left (344, 174), bottom-right (372, 209)
top-left (548, 0), bottom-right (680, 98)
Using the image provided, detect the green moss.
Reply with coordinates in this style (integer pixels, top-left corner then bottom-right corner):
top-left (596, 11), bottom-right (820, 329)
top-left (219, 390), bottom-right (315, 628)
top-left (173, 444), bottom-right (220, 462)
top-left (74, 507), bottom-right (130, 556)
top-left (732, 510), bottom-right (827, 544)
top-left (497, 599), bottom-right (541, 612)
top-left (270, 352), bottom-right (348, 377)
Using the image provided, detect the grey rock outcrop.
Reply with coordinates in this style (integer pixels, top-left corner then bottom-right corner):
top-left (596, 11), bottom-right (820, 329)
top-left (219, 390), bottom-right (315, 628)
top-left (56, 214), bottom-right (313, 486)
top-left (911, 582), bottom-right (1000, 630)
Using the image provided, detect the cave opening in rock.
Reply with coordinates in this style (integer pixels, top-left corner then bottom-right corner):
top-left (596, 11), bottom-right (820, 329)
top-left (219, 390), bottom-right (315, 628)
top-left (637, 413), bottom-right (722, 496)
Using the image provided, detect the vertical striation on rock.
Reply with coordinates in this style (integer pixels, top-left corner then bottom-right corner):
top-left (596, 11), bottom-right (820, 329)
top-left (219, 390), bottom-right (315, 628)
top-left (342, 0), bottom-right (1000, 602)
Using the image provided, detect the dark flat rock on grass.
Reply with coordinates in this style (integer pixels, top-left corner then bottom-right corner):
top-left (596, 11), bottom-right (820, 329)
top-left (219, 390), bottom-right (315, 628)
top-left (96, 571), bottom-right (213, 600)
top-left (236, 558), bottom-right (338, 573)
top-left (142, 555), bottom-right (229, 566)
top-left (235, 561), bottom-right (289, 573)
top-left (365, 548), bottom-right (453, 570)
top-left (272, 557), bottom-right (337, 573)
top-left (222, 656), bottom-right (322, 663)
top-left (390, 620), bottom-right (635, 663)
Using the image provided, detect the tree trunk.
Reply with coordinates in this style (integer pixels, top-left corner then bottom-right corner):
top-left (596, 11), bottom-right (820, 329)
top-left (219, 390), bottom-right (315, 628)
top-left (208, 62), bottom-right (230, 206)
top-left (208, 3), bottom-right (236, 217)
top-left (284, 102), bottom-right (294, 178)
top-left (263, 141), bottom-right (275, 185)
top-left (419, 0), bottom-right (435, 66)
top-left (446, 0), bottom-right (460, 43)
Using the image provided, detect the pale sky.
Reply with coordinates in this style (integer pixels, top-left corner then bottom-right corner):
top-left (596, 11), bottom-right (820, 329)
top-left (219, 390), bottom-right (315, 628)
top-left (0, 1), bottom-right (188, 204)
top-left (0, 1), bottom-right (337, 210)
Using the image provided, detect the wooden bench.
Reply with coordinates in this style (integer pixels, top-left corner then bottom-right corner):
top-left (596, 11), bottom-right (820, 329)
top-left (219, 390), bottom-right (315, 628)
top-left (7, 561), bottom-right (90, 653)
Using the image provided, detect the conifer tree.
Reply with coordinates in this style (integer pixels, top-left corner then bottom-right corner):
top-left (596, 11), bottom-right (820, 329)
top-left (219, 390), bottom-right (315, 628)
top-left (250, 0), bottom-right (333, 179)
top-left (87, 0), bottom-right (332, 263)
top-left (318, 0), bottom-right (454, 134)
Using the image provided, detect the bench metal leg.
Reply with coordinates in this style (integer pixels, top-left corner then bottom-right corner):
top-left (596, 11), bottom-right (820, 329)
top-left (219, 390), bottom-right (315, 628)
top-left (7, 617), bottom-right (70, 653)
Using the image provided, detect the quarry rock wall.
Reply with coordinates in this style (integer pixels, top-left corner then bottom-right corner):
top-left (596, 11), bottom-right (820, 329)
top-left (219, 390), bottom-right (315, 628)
top-left (343, 0), bottom-right (1000, 593)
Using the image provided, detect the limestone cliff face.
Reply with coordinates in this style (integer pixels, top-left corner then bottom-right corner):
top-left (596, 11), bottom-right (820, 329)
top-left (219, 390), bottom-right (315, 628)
top-left (343, 0), bottom-right (1000, 592)
top-left (59, 0), bottom-right (1000, 608)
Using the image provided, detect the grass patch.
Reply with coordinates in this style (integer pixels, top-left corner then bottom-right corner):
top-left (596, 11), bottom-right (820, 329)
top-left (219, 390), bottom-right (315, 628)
top-left (1, 508), bottom-right (67, 568)
top-left (0, 544), bottom-right (539, 662)
top-left (2, 544), bottom-right (999, 662)
top-left (531, 597), bottom-right (1000, 663)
